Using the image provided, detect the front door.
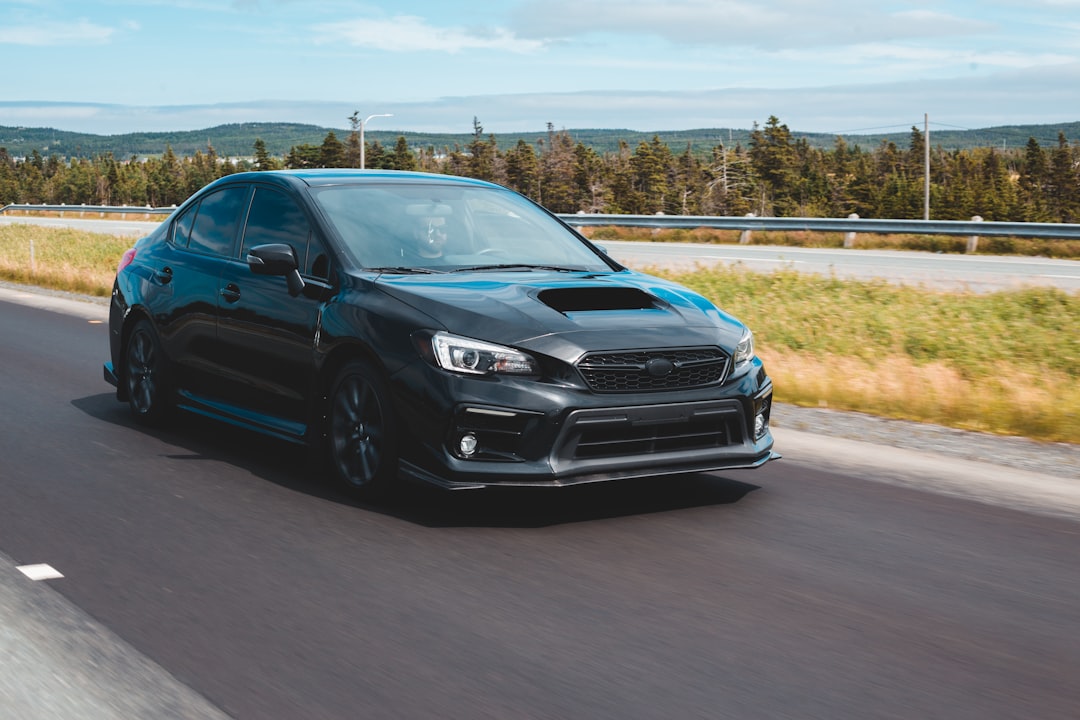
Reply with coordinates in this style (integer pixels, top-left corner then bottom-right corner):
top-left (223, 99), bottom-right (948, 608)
top-left (214, 185), bottom-right (332, 433)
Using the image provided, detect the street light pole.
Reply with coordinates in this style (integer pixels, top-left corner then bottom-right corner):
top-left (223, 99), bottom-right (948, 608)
top-left (359, 113), bottom-right (393, 169)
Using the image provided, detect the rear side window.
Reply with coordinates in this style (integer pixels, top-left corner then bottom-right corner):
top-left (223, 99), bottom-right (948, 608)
top-left (172, 204), bottom-right (196, 246)
top-left (187, 186), bottom-right (249, 257)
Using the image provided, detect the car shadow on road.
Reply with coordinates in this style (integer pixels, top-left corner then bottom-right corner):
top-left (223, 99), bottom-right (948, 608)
top-left (75, 393), bottom-right (761, 528)
top-left (388, 474), bottom-right (761, 528)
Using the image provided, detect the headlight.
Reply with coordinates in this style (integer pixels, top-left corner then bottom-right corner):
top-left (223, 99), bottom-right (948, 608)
top-left (431, 332), bottom-right (538, 376)
top-left (734, 328), bottom-right (755, 366)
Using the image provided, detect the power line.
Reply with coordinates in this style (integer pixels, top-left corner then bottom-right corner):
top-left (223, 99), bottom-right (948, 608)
top-left (928, 121), bottom-right (975, 131)
top-left (825, 120), bottom-right (977, 136)
top-left (825, 123), bottom-right (921, 135)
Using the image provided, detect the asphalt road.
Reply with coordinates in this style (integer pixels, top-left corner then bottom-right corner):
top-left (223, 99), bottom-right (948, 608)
top-left (1, 287), bottom-right (1078, 719)
top-left (4, 215), bottom-right (1079, 293)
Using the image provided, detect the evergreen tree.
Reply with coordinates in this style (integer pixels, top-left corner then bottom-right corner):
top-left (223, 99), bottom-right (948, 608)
top-left (1019, 137), bottom-right (1051, 221)
top-left (152, 145), bottom-right (186, 205)
top-left (573, 143), bottom-right (609, 213)
top-left (1048, 131), bottom-right (1079, 221)
top-left (285, 144), bottom-right (321, 169)
top-left (0, 148), bottom-right (21, 204)
top-left (538, 125), bottom-right (577, 212)
top-left (389, 136), bottom-right (418, 171)
top-left (748, 116), bottom-right (799, 215)
top-left (504, 139), bottom-right (540, 198)
top-left (629, 136), bottom-right (673, 214)
top-left (253, 138), bottom-right (279, 171)
top-left (467, 117), bottom-right (498, 182)
top-left (320, 131), bottom-right (346, 168)
top-left (365, 140), bottom-right (388, 169)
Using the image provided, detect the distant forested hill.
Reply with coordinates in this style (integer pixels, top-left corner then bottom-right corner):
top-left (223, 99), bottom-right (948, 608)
top-left (1, 120), bottom-right (1078, 160)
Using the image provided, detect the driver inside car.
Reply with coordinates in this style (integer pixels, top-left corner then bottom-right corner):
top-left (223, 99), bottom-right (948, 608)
top-left (404, 215), bottom-right (448, 261)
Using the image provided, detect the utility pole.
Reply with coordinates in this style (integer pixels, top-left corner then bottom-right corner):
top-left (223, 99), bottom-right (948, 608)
top-left (924, 113), bottom-right (930, 221)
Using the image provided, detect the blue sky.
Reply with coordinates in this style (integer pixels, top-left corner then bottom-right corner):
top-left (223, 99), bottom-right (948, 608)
top-left (2, 0), bottom-right (1079, 136)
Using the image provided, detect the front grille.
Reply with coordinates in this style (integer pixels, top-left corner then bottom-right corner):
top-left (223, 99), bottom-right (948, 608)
top-left (572, 414), bottom-right (737, 459)
top-left (577, 347), bottom-right (729, 393)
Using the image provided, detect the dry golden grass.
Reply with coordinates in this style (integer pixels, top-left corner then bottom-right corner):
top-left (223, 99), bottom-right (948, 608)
top-left (761, 349), bottom-right (1080, 443)
top-left (0, 224), bottom-right (127, 297)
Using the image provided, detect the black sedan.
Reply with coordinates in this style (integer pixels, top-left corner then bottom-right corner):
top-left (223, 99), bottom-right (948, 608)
top-left (104, 170), bottom-right (777, 497)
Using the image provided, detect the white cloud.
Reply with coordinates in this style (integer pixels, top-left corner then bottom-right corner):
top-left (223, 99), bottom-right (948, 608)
top-left (0, 19), bottom-right (116, 46)
top-left (777, 43), bottom-right (1075, 71)
top-left (313, 15), bottom-right (544, 53)
top-left (509, 0), bottom-right (995, 48)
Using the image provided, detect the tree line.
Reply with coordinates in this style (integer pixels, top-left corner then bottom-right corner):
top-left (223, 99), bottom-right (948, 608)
top-left (2, 115), bottom-right (1078, 222)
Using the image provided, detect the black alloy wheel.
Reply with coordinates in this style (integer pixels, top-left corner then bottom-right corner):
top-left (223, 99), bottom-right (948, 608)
top-left (327, 359), bottom-right (398, 499)
top-left (124, 319), bottom-right (172, 425)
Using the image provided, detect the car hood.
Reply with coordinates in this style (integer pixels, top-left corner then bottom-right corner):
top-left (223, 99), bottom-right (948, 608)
top-left (373, 270), bottom-right (747, 360)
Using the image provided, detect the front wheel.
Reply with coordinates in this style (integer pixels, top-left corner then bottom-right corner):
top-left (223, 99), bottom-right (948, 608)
top-left (124, 319), bottom-right (172, 425)
top-left (326, 359), bottom-right (399, 500)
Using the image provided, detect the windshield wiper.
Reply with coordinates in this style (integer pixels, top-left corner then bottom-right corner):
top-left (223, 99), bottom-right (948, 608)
top-left (368, 266), bottom-right (446, 275)
top-left (452, 263), bottom-right (583, 273)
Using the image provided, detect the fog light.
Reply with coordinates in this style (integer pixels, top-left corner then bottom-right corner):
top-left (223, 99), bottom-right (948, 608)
top-left (754, 412), bottom-right (768, 440)
top-left (459, 433), bottom-right (479, 457)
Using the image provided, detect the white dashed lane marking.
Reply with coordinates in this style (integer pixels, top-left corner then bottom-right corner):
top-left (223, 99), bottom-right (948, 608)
top-left (17, 564), bottom-right (64, 581)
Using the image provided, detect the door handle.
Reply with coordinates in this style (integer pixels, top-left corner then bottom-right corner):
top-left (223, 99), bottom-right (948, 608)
top-left (155, 266), bottom-right (173, 284)
top-left (220, 283), bottom-right (241, 303)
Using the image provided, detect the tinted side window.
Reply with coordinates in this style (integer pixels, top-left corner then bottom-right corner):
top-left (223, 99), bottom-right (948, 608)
top-left (243, 187), bottom-right (328, 278)
top-left (188, 186), bottom-right (249, 257)
top-left (173, 204), bottom-right (196, 247)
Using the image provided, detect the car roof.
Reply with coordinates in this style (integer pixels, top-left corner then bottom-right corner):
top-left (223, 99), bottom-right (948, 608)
top-left (211, 169), bottom-right (500, 191)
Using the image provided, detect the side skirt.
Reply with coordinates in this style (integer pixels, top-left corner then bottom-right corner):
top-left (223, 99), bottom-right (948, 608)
top-left (175, 390), bottom-right (309, 445)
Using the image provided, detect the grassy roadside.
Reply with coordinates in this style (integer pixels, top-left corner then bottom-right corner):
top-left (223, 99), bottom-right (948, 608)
top-left (2, 222), bottom-right (1077, 444)
top-left (0, 224), bottom-right (129, 297)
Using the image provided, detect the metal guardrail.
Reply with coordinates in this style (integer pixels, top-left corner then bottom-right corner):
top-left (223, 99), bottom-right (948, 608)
top-left (0, 203), bottom-right (175, 217)
top-left (3, 203), bottom-right (1079, 248)
top-left (558, 213), bottom-right (1080, 240)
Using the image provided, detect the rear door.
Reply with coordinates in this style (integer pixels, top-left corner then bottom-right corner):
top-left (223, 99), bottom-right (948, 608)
top-left (155, 183), bottom-right (250, 401)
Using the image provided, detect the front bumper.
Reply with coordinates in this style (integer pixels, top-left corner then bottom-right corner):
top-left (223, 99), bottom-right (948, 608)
top-left (393, 360), bottom-right (778, 489)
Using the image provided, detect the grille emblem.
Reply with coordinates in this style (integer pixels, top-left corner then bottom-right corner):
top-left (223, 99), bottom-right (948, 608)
top-left (645, 358), bottom-right (675, 377)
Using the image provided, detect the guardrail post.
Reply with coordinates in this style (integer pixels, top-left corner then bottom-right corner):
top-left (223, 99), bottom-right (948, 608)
top-left (739, 213), bottom-right (755, 244)
top-left (844, 214), bottom-right (859, 248)
top-left (967, 216), bottom-right (983, 253)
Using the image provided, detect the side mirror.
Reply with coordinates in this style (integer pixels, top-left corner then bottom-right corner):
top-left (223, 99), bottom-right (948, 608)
top-left (247, 243), bottom-right (305, 297)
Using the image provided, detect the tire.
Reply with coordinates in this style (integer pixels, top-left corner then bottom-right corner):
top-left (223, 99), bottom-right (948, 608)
top-left (124, 318), bottom-right (172, 425)
top-left (326, 359), bottom-right (399, 499)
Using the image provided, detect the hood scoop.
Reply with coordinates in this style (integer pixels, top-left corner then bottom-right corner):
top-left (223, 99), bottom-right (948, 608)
top-left (538, 287), bottom-right (661, 313)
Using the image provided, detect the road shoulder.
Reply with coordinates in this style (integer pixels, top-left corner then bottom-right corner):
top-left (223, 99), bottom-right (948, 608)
top-left (1, 552), bottom-right (230, 720)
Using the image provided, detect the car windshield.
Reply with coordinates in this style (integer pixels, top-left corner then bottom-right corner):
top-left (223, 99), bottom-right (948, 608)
top-left (309, 182), bottom-right (616, 273)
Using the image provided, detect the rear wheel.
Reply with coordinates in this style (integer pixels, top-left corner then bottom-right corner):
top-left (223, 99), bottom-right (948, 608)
top-left (124, 319), bottom-right (172, 425)
top-left (326, 359), bottom-right (398, 499)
